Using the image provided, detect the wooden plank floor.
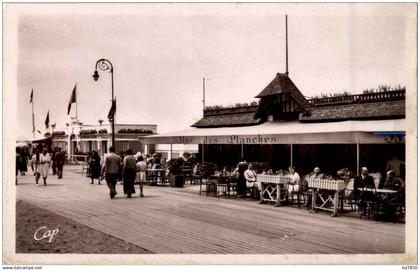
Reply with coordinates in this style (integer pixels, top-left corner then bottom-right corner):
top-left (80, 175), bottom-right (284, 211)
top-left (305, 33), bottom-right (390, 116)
top-left (16, 165), bottom-right (405, 254)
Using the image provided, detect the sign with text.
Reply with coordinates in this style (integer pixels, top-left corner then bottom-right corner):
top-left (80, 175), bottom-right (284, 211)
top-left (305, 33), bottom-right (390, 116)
top-left (140, 131), bottom-right (405, 145)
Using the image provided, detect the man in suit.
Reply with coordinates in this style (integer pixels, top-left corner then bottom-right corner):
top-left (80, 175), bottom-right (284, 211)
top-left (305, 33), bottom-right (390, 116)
top-left (353, 167), bottom-right (376, 215)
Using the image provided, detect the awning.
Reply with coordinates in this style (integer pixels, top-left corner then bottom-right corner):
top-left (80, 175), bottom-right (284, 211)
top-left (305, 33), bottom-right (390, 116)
top-left (31, 137), bottom-right (53, 144)
top-left (140, 119), bottom-right (406, 144)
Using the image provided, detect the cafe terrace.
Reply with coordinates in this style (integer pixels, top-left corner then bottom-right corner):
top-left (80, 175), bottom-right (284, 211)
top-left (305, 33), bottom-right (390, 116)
top-left (141, 72), bottom-right (405, 176)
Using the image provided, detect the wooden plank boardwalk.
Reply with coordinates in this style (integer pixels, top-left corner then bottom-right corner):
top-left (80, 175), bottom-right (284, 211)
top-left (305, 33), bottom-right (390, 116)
top-left (16, 165), bottom-right (405, 254)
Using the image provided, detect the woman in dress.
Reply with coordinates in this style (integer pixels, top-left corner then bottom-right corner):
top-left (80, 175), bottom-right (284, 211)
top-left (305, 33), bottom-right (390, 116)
top-left (89, 151), bottom-right (102, 184)
top-left (122, 149), bottom-right (137, 198)
top-left (39, 148), bottom-right (51, 186)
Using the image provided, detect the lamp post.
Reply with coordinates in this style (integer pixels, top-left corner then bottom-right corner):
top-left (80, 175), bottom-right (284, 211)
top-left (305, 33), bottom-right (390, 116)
top-left (93, 58), bottom-right (115, 148)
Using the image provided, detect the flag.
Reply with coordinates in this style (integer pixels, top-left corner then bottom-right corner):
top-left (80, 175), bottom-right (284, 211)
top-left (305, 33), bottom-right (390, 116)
top-left (107, 98), bottom-right (116, 122)
top-left (45, 111), bottom-right (49, 128)
top-left (67, 84), bottom-right (77, 114)
top-left (30, 89), bottom-right (33, 103)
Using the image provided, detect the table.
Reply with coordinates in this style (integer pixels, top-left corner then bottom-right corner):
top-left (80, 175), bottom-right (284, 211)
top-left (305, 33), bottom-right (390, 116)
top-left (308, 179), bottom-right (346, 217)
top-left (206, 175), bottom-right (236, 198)
top-left (257, 174), bottom-right (290, 207)
top-left (358, 188), bottom-right (398, 194)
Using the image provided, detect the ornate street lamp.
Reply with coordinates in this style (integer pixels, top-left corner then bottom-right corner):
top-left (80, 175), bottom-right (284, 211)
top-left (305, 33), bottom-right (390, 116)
top-left (93, 58), bottom-right (115, 148)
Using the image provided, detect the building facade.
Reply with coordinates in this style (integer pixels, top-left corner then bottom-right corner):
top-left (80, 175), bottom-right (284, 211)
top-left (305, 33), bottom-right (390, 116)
top-left (141, 73), bottom-right (406, 178)
top-left (49, 118), bottom-right (157, 156)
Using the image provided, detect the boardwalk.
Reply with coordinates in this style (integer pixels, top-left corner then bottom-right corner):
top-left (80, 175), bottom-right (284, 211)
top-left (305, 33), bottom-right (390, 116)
top-left (16, 165), bottom-right (405, 254)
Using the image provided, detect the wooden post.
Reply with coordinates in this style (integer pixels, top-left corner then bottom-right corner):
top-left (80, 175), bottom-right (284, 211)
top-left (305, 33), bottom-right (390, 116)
top-left (290, 144), bottom-right (293, 167)
top-left (202, 78), bottom-right (206, 114)
top-left (201, 143), bottom-right (205, 165)
top-left (356, 142), bottom-right (360, 176)
top-left (170, 144), bottom-right (173, 160)
top-left (241, 144), bottom-right (244, 158)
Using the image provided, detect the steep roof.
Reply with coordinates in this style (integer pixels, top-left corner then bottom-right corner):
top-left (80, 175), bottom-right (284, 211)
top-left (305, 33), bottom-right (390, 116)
top-left (300, 100), bottom-right (405, 122)
top-left (191, 111), bottom-right (261, 128)
top-left (255, 73), bottom-right (311, 109)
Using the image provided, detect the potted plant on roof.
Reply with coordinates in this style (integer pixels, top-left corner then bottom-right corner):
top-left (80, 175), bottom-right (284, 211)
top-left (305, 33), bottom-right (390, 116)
top-left (168, 157), bottom-right (185, 187)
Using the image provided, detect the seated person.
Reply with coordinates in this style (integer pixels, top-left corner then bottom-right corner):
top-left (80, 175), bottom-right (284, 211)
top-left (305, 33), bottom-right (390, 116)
top-left (354, 167), bottom-right (376, 215)
top-left (309, 167), bottom-right (322, 180)
top-left (381, 170), bottom-right (405, 191)
top-left (381, 170), bottom-right (405, 204)
top-left (354, 167), bottom-right (376, 192)
top-left (244, 164), bottom-right (260, 190)
top-left (337, 167), bottom-right (353, 181)
top-left (287, 166), bottom-right (301, 194)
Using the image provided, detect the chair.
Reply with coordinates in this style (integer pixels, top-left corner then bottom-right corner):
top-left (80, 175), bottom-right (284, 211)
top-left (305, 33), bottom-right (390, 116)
top-left (205, 180), bottom-right (217, 197)
top-left (227, 179), bottom-right (238, 198)
top-left (286, 180), bottom-right (305, 208)
top-left (81, 161), bottom-right (89, 176)
top-left (340, 179), bottom-right (357, 211)
top-left (216, 177), bottom-right (229, 198)
top-left (191, 169), bottom-right (203, 185)
top-left (376, 190), bottom-right (405, 222)
top-left (181, 166), bottom-right (193, 184)
top-left (358, 186), bottom-right (378, 219)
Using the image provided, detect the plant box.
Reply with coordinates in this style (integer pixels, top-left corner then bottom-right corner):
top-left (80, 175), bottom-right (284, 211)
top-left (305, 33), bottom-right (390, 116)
top-left (169, 174), bottom-right (184, 188)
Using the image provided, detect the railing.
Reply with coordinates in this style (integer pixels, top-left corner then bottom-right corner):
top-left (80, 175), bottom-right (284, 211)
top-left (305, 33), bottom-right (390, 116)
top-left (308, 90), bottom-right (405, 107)
top-left (204, 105), bottom-right (258, 116)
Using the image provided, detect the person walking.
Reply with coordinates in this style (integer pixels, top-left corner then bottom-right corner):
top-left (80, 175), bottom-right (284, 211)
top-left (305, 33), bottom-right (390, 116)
top-left (55, 148), bottom-right (65, 179)
top-left (136, 155), bottom-right (147, 197)
top-left (89, 151), bottom-right (102, 184)
top-left (31, 149), bottom-right (41, 186)
top-left (16, 148), bottom-right (22, 185)
top-left (122, 149), bottom-right (137, 198)
top-left (101, 146), bottom-right (121, 199)
top-left (51, 147), bottom-right (58, 176)
top-left (235, 158), bottom-right (248, 197)
top-left (39, 148), bottom-right (51, 186)
top-left (19, 148), bottom-right (28, 176)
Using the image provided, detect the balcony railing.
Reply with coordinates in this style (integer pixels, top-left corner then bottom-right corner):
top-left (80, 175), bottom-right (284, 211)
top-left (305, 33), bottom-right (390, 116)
top-left (308, 90), bottom-right (405, 107)
top-left (204, 105), bottom-right (258, 116)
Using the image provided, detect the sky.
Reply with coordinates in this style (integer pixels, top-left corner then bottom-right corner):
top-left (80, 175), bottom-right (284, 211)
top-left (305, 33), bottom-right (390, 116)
top-left (11, 3), bottom-right (416, 140)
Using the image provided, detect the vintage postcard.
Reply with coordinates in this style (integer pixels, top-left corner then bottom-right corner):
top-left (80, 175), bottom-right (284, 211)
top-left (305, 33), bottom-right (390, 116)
top-left (3, 2), bottom-right (417, 266)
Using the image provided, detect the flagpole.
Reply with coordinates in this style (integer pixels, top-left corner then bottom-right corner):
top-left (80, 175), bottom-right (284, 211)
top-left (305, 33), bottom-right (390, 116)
top-left (75, 83), bottom-right (78, 121)
top-left (31, 90), bottom-right (35, 138)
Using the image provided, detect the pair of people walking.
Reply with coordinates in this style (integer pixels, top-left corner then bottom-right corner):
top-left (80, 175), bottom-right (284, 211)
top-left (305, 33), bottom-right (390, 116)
top-left (31, 148), bottom-right (51, 186)
top-left (101, 147), bottom-right (141, 199)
